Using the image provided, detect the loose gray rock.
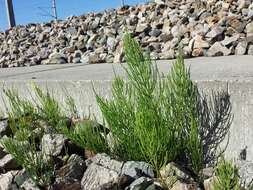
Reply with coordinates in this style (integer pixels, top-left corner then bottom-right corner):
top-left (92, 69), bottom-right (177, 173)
top-left (121, 161), bottom-right (154, 179)
top-left (47, 52), bottom-right (67, 64)
top-left (149, 28), bottom-right (161, 37)
top-left (221, 35), bottom-right (240, 46)
top-left (247, 44), bottom-right (253, 55)
top-left (82, 53), bottom-right (100, 64)
top-left (113, 42), bottom-right (124, 63)
top-left (0, 119), bottom-right (10, 137)
top-left (235, 40), bottom-right (248, 55)
top-left (0, 154), bottom-right (19, 170)
top-left (206, 26), bottom-right (224, 41)
top-left (20, 178), bottom-right (40, 190)
top-left (136, 23), bottom-right (150, 33)
top-left (246, 22), bottom-right (253, 37)
top-left (193, 35), bottom-right (209, 49)
top-left (207, 42), bottom-right (231, 56)
top-left (42, 134), bottom-right (67, 156)
top-left (145, 183), bottom-right (164, 190)
top-left (0, 147), bottom-right (7, 160)
top-left (204, 176), bottom-right (216, 190)
top-left (81, 163), bottom-right (119, 190)
top-left (200, 167), bottom-right (214, 179)
top-left (14, 169), bottom-right (29, 187)
top-left (107, 37), bottom-right (117, 51)
top-left (53, 177), bottom-right (81, 190)
top-left (87, 153), bottom-right (123, 174)
top-left (127, 177), bottom-right (153, 190)
top-left (0, 171), bottom-right (18, 190)
top-left (170, 181), bottom-right (197, 190)
top-left (57, 154), bottom-right (86, 180)
top-left (238, 160), bottom-right (253, 187)
top-left (160, 162), bottom-right (192, 181)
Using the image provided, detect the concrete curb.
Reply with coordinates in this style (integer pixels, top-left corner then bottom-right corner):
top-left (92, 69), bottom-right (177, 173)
top-left (1, 55), bottom-right (253, 161)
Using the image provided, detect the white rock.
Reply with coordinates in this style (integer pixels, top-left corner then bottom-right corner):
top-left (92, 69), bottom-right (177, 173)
top-left (42, 134), bottom-right (66, 156)
top-left (207, 42), bottom-right (231, 56)
top-left (0, 171), bottom-right (18, 190)
top-left (81, 163), bottom-right (119, 190)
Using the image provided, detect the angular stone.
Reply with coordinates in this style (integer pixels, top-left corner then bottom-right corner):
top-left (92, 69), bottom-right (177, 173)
top-left (145, 183), bottom-right (164, 190)
top-left (47, 52), bottom-right (67, 64)
top-left (149, 28), bottom-right (161, 37)
top-left (0, 146), bottom-right (7, 160)
top-left (136, 23), bottom-right (150, 33)
top-left (235, 40), bottom-right (248, 55)
top-left (82, 53), bottom-right (100, 64)
top-left (49, 52), bottom-right (66, 60)
top-left (87, 34), bottom-right (98, 46)
top-left (0, 171), bottom-right (18, 190)
top-left (192, 48), bottom-right (204, 57)
top-left (221, 34), bottom-right (240, 46)
top-left (20, 178), bottom-right (40, 190)
top-left (14, 169), bottom-right (29, 187)
top-left (121, 161), bottom-right (154, 179)
top-left (170, 181), bottom-right (197, 190)
top-left (204, 176), bottom-right (217, 190)
top-left (160, 162), bottom-right (191, 181)
top-left (113, 42), bottom-right (123, 63)
top-left (107, 37), bottom-right (117, 51)
top-left (160, 49), bottom-right (175, 59)
top-left (200, 167), bottom-right (214, 179)
top-left (66, 27), bottom-right (77, 36)
top-left (52, 178), bottom-right (81, 190)
top-left (72, 57), bottom-right (81, 64)
top-left (0, 154), bottom-right (19, 170)
top-left (228, 18), bottom-right (246, 33)
top-left (57, 154), bottom-right (86, 180)
top-left (81, 163), bottom-right (119, 190)
top-left (171, 25), bottom-right (186, 38)
top-left (128, 177), bottom-right (153, 190)
top-left (246, 22), bottom-right (253, 37)
top-left (206, 26), bottom-right (224, 41)
top-left (238, 160), bottom-right (253, 187)
top-left (87, 153), bottom-right (123, 174)
top-left (154, 0), bottom-right (165, 4)
top-left (207, 42), bottom-right (231, 56)
top-left (42, 134), bottom-right (67, 156)
top-left (73, 50), bottom-right (82, 58)
top-left (64, 46), bottom-right (76, 54)
top-left (0, 119), bottom-right (10, 137)
top-left (162, 19), bottom-right (171, 34)
top-left (247, 44), bottom-right (253, 55)
top-left (193, 35), bottom-right (209, 49)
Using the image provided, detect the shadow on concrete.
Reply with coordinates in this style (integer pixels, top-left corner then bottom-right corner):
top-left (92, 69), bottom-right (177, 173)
top-left (198, 88), bottom-right (233, 166)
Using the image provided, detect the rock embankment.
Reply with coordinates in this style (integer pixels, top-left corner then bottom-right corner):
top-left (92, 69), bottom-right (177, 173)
top-left (0, 117), bottom-right (252, 190)
top-left (1, 0), bottom-right (253, 68)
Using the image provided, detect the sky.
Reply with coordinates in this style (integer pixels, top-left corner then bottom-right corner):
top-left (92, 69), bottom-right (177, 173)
top-left (0, 0), bottom-right (148, 31)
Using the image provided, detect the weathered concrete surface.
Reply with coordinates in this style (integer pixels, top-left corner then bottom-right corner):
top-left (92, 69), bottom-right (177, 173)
top-left (0, 55), bottom-right (253, 161)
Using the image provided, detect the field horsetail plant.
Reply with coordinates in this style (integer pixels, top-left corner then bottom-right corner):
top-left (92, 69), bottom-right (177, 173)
top-left (95, 33), bottom-right (204, 176)
top-left (1, 89), bottom-right (55, 187)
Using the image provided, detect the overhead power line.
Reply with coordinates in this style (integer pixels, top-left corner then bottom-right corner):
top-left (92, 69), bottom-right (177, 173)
top-left (37, 0), bottom-right (57, 20)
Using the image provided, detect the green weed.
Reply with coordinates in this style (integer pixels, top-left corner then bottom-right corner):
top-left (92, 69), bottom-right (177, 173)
top-left (95, 34), bottom-right (203, 174)
top-left (214, 157), bottom-right (240, 190)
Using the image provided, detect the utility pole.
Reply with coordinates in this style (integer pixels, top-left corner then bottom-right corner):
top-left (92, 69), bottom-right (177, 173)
top-left (52, 0), bottom-right (57, 20)
top-left (5, 0), bottom-right (16, 28)
top-left (121, 0), bottom-right (125, 7)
